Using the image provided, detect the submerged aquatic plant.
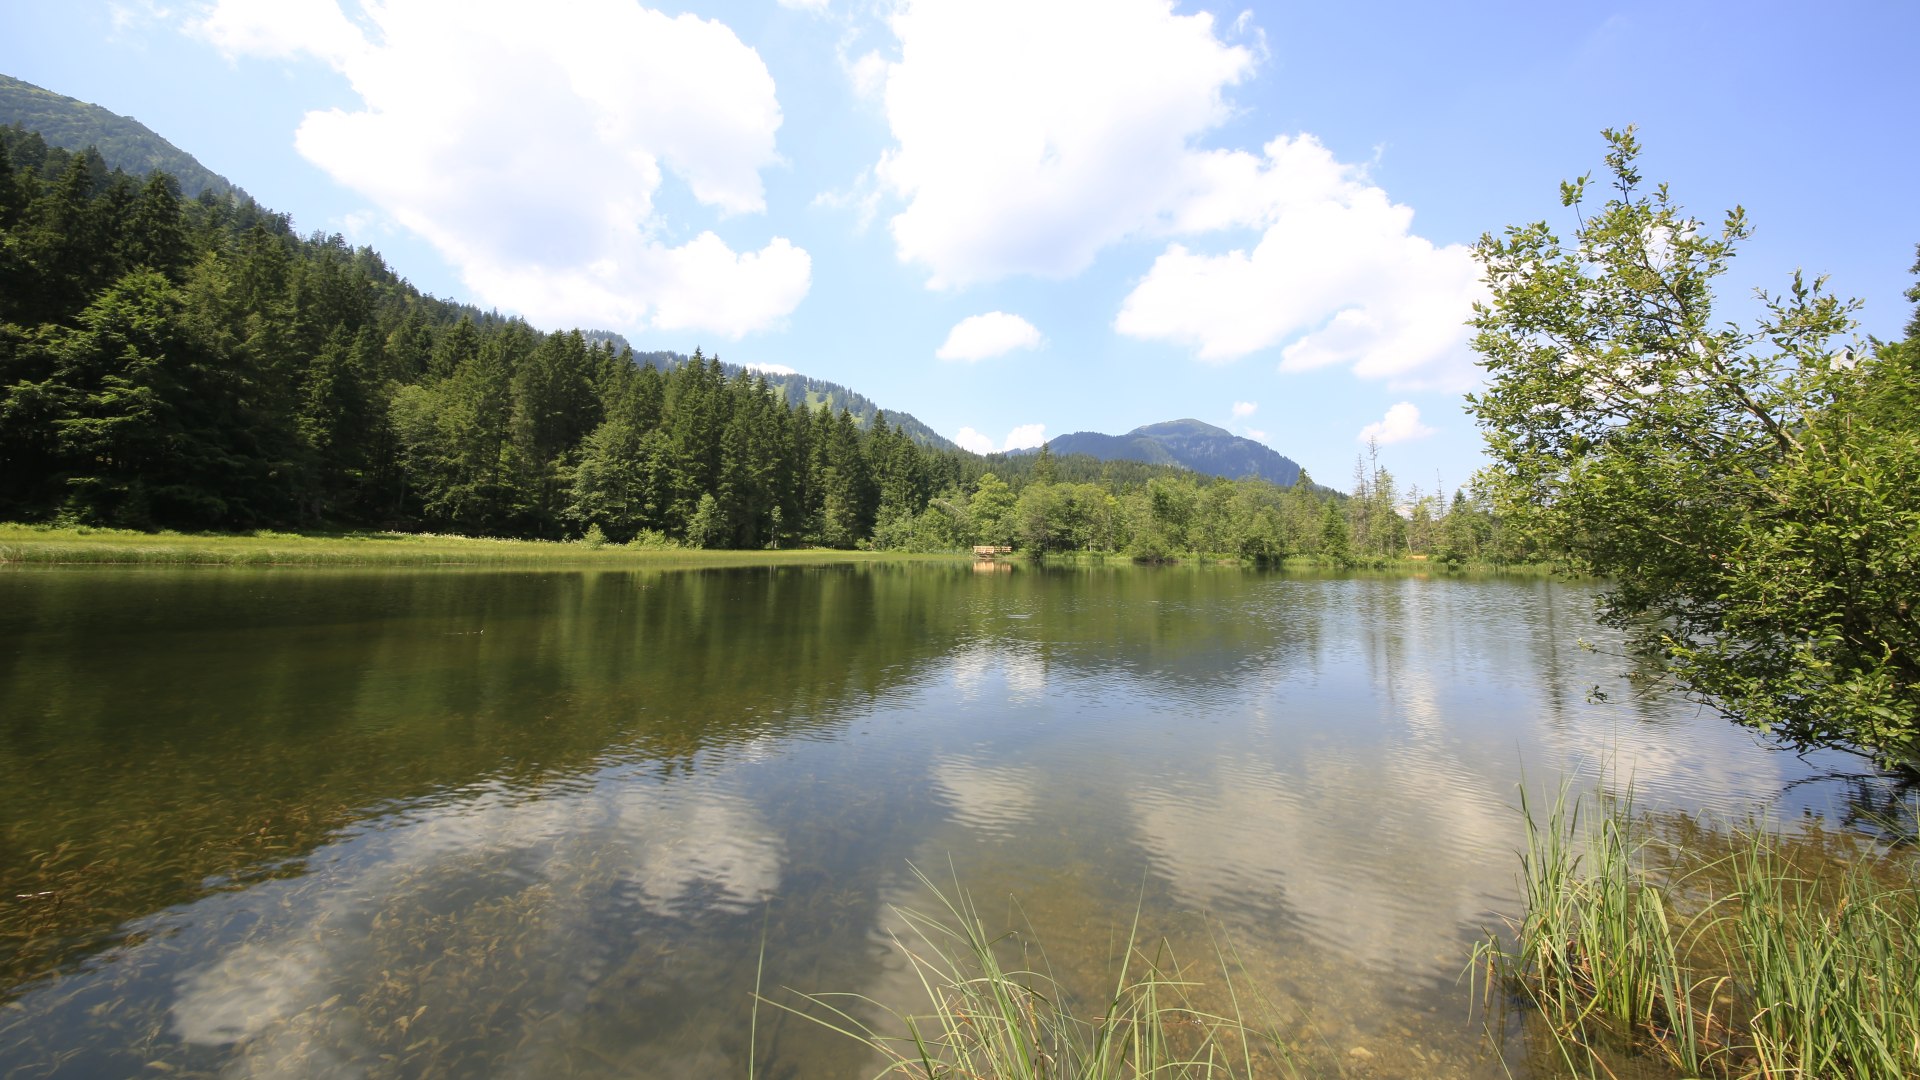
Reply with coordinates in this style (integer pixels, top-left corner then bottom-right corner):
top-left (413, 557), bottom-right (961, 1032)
top-left (1476, 781), bottom-right (1920, 1079)
top-left (757, 864), bottom-right (1299, 1079)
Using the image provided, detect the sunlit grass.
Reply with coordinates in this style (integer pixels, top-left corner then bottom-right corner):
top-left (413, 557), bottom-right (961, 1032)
top-left (757, 864), bottom-right (1302, 1079)
top-left (0, 523), bottom-right (963, 568)
top-left (0, 523), bottom-right (1563, 574)
top-left (1476, 782), bottom-right (1920, 1079)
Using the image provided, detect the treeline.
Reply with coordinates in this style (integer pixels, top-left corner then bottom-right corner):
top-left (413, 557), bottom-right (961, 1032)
top-left (0, 129), bottom-right (1525, 561)
top-left (612, 342), bottom-right (957, 453)
top-left (897, 445), bottom-right (1536, 565)
top-left (0, 131), bottom-right (964, 544)
top-left (0, 130), bottom-right (541, 531)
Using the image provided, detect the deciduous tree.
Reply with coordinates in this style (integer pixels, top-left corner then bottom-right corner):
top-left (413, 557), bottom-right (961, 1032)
top-left (1468, 127), bottom-right (1918, 768)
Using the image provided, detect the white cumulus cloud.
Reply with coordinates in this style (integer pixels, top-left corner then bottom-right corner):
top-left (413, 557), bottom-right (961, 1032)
top-left (1231, 400), bottom-right (1258, 418)
top-left (1001, 423), bottom-right (1047, 451)
top-left (846, 49), bottom-right (889, 102)
top-left (865, 2), bottom-right (1480, 386)
top-left (188, 0), bottom-right (810, 338)
top-left (194, 0), bottom-right (363, 63)
top-left (871, 0), bottom-right (1256, 288)
top-left (954, 424), bottom-right (1047, 454)
top-left (954, 428), bottom-right (996, 454)
top-left (1357, 402), bottom-right (1437, 445)
top-left (1115, 135), bottom-right (1485, 385)
top-left (936, 311), bottom-right (1043, 361)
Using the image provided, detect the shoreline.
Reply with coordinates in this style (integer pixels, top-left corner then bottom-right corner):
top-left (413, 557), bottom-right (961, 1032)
top-left (0, 524), bottom-right (1565, 574)
top-left (0, 525), bottom-right (967, 569)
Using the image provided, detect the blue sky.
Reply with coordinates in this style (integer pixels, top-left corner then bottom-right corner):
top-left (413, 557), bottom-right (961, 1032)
top-left (4, 1), bottom-right (1916, 493)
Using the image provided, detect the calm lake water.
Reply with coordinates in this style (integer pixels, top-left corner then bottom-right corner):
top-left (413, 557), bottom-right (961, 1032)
top-left (0, 562), bottom-right (1879, 1078)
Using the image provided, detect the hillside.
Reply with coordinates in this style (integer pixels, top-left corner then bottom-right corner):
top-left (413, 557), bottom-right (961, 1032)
top-left (757, 369), bottom-right (957, 453)
top-left (0, 73), bottom-right (947, 453)
top-left (0, 82), bottom-right (1348, 558)
top-left (0, 121), bottom-right (969, 548)
top-left (1043, 419), bottom-right (1305, 487)
top-left (0, 74), bottom-right (238, 198)
top-left (585, 336), bottom-right (956, 453)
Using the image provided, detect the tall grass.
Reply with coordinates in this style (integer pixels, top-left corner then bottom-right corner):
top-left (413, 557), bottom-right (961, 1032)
top-left (1732, 839), bottom-right (1920, 1079)
top-left (758, 865), bottom-right (1299, 1079)
top-left (1478, 782), bottom-right (1920, 1079)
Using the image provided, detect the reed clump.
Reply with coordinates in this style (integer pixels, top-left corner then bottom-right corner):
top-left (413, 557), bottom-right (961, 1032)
top-left (760, 865), bottom-right (1299, 1079)
top-left (1477, 784), bottom-right (1920, 1079)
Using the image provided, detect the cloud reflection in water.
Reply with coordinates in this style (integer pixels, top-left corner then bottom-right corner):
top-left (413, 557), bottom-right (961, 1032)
top-left (169, 765), bottom-right (781, 1075)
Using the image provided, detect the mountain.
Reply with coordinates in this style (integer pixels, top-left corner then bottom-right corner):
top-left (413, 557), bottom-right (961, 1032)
top-left (0, 122), bottom-right (966, 544)
top-left (1043, 419), bottom-right (1305, 487)
top-left (1, 83), bottom-right (1331, 552)
top-left (0, 74), bottom-right (240, 198)
top-left (0, 75), bottom-right (943, 452)
top-left (747, 368), bottom-right (957, 453)
top-left (584, 335), bottom-right (958, 453)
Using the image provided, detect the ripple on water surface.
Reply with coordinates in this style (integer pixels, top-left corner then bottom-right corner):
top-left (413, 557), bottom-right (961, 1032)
top-left (0, 565), bottom-right (1888, 1079)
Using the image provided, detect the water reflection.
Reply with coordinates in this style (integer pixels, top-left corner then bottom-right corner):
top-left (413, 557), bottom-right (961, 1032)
top-left (930, 753), bottom-right (1043, 838)
top-left (0, 564), bottom-right (1889, 1078)
top-left (0, 566), bottom-right (970, 987)
top-left (166, 768), bottom-right (782, 1075)
top-left (948, 642), bottom-right (1048, 704)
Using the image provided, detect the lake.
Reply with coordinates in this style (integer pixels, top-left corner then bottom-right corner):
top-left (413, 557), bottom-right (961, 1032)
top-left (0, 562), bottom-right (1877, 1078)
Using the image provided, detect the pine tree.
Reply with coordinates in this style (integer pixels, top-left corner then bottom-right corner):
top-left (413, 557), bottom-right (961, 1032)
top-left (384, 307), bottom-right (434, 381)
top-left (122, 172), bottom-right (190, 281)
top-left (50, 270), bottom-right (265, 526)
top-left (429, 316), bottom-right (479, 381)
top-left (1032, 440), bottom-right (1056, 484)
top-left (22, 151), bottom-right (106, 321)
top-left (819, 408), bottom-right (872, 547)
top-left (297, 324), bottom-right (369, 519)
top-left (1320, 499), bottom-right (1352, 567)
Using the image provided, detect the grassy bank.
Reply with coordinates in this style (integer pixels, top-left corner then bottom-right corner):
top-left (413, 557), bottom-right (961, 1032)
top-left (0, 524), bottom-right (967, 569)
top-left (0, 524), bottom-right (1566, 575)
top-left (1477, 785), bottom-right (1920, 1079)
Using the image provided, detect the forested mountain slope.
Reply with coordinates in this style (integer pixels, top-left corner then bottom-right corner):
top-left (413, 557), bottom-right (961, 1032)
top-left (0, 102), bottom-right (1518, 562)
top-left (0, 126), bottom-right (971, 546)
top-left (0, 74), bottom-right (238, 198)
top-left (1043, 419), bottom-right (1305, 487)
top-left (0, 76), bottom-right (955, 453)
top-left (594, 339), bottom-right (955, 452)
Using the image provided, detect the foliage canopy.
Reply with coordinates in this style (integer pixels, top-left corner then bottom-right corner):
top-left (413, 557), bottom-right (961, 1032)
top-left (1467, 127), bottom-right (1920, 768)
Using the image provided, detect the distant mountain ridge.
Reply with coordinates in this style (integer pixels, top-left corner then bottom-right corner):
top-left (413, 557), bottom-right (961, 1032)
top-left (1042, 419), bottom-right (1305, 487)
top-left (584, 335), bottom-right (958, 453)
top-left (751, 368), bottom-right (959, 453)
top-left (0, 74), bottom-right (949, 455)
top-left (0, 74), bottom-right (240, 198)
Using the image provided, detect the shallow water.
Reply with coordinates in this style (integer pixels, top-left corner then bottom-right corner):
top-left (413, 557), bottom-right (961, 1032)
top-left (0, 563), bottom-right (1880, 1078)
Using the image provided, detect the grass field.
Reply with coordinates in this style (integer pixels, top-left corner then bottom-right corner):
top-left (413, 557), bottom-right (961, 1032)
top-left (0, 524), bottom-right (967, 569)
top-left (0, 524), bottom-right (1563, 574)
